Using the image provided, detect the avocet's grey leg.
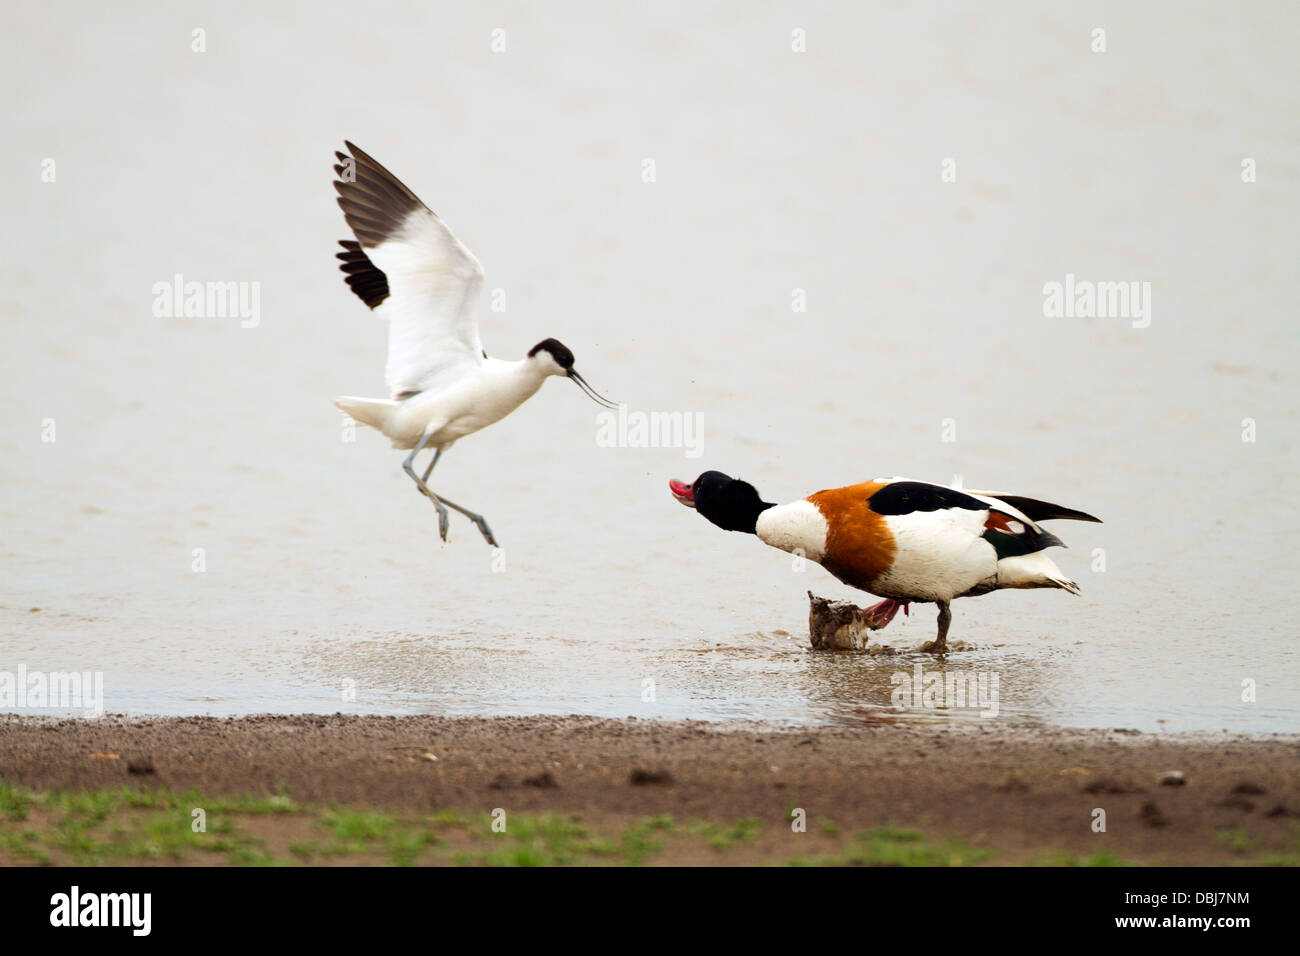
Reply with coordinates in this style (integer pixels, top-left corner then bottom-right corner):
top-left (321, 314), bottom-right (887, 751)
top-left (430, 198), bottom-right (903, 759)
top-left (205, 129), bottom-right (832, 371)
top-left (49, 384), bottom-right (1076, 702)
top-left (402, 432), bottom-right (450, 541)
top-left (431, 496), bottom-right (498, 548)
top-left (410, 442), bottom-right (497, 547)
top-left (420, 447), bottom-right (443, 484)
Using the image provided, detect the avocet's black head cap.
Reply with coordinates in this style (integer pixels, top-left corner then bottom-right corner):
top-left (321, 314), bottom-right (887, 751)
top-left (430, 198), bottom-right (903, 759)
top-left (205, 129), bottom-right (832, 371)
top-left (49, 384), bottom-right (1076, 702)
top-left (668, 471), bottom-right (772, 534)
top-left (529, 338), bottom-right (617, 408)
top-left (528, 337), bottom-right (574, 369)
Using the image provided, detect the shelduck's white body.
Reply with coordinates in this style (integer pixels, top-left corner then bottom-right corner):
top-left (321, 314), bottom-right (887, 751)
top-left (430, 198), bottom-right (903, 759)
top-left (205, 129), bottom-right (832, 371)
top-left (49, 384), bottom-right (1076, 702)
top-left (671, 472), bottom-right (1100, 652)
top-left (754, 482), bottom-right (1077, 603)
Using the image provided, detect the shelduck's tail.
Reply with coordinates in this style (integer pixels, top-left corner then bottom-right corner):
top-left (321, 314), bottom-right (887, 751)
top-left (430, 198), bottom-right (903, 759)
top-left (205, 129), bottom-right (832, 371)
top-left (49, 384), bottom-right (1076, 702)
top-left (996, 551), bottom-right (1081, 595)
top-left (333, 396), bottom-right (399, 432)
top-left (974, 493), bottom-right (1101, 524)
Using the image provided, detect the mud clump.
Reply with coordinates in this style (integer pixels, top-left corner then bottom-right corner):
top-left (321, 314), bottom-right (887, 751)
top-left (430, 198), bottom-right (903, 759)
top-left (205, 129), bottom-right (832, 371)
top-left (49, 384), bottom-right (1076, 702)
top-left (807, 592), bottom-right (882, 650)
top-left (1217, 795), bottom-right (1255, 812)
top-left (126, 757), bottom-right (156, 776)
top-left (629, 768), bottom-right (674, 786)
top-left (1139, 802), bottom-right (1169, 827)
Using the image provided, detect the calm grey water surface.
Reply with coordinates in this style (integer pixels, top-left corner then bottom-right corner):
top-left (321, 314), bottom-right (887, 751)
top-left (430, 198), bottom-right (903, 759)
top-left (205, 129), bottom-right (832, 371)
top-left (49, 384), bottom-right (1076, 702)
top-left (1, 2), bottom-right (1296, 732)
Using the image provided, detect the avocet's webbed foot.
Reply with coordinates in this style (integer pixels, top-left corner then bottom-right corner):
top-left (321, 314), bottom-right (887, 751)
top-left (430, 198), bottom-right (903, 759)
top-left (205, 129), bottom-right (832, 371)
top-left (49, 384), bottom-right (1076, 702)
top-left (438, 497), bottom-right (497, 548)
top-left (401, 441), bottom-right (496, 546)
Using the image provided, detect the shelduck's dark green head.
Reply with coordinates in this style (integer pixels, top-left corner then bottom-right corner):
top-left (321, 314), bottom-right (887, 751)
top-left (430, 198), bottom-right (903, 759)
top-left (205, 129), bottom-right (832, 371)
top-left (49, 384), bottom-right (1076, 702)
top-left (670, 471), bottom-right (772, 534)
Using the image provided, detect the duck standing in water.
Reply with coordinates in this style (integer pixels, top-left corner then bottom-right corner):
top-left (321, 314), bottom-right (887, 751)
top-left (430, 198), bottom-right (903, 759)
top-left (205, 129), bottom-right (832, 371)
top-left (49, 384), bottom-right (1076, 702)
top-left (669, 472), bottom-right (1100, 653)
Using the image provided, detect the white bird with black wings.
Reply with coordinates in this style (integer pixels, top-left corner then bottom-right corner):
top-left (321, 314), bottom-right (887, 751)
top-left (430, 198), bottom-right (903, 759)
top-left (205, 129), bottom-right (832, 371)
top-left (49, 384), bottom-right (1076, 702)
top-left (330, 141), bottom-right (615, 547)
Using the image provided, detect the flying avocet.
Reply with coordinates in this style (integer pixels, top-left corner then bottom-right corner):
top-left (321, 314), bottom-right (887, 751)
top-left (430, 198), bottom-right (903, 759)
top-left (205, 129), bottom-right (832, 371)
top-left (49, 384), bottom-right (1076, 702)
top-left (331, 141), bottom-right (615, 547)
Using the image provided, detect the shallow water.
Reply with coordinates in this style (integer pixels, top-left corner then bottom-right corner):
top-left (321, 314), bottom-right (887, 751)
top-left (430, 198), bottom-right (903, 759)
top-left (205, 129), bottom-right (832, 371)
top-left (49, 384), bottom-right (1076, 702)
top-left (2, 2), bottom-right (1297, 732)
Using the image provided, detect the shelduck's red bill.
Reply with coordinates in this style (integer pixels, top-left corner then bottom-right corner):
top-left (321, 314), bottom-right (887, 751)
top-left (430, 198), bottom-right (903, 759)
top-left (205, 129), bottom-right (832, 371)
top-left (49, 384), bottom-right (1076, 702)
top-left (669, 478), bottom-right (696, 508)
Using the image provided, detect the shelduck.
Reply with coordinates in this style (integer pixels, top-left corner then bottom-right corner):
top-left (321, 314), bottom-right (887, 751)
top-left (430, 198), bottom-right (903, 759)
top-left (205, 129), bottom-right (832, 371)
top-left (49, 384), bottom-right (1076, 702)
top-left (669, 472), bottom-right (1100, 652)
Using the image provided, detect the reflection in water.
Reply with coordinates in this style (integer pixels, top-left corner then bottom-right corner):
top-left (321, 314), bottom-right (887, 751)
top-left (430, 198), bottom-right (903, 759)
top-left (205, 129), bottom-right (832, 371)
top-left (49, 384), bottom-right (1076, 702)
top-left (191, 628), bottom-right (1269, 734)
top-left (2, 617), bottom-right (1292, 733)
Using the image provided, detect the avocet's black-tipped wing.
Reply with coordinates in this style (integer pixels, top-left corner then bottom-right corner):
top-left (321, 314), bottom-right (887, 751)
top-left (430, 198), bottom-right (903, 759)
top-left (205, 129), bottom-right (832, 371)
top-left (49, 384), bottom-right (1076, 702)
top-left (335, 240), bottom-right (389, 309)
top-left (333, 141), bottom-right (485, 399)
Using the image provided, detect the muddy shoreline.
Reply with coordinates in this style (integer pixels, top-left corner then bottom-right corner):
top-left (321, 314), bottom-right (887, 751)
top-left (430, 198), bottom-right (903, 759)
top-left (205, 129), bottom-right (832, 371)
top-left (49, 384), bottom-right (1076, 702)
top-left (2, 714), bottom-right (1297, 864)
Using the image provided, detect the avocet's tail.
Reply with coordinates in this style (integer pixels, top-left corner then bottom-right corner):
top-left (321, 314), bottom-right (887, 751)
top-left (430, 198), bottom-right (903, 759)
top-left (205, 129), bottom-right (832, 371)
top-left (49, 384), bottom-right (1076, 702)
top-left (996, 551), bottom-right (1081, 594)
top-left (333, 396), bottom-right (398, 432)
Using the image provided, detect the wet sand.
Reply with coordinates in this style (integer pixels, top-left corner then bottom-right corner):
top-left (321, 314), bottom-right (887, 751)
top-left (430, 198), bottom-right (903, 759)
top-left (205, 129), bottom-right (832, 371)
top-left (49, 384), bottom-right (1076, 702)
top-left (2, 715), bottom-right (1297, 865)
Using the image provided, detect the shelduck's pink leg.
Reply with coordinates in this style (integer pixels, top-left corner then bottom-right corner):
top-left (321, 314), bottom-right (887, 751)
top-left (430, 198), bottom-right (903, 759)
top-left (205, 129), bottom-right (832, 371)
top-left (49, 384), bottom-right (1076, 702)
top-left (863, 598), bottom-right (909, 629)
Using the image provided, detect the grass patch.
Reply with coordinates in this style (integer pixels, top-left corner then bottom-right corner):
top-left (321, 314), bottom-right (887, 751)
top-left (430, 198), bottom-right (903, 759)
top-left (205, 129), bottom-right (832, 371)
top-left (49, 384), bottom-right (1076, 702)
top-left (1029, 850), bottom-right (1139, 867)
top-left (1, 829), bottom-right (49, 864)
top-left (0, 781), bottom-right (31, 821)
top-left (0, 782), bottom-right (996, 866)
top-left (480, 812), bottom-right (601, 867)
top-left (1213, 829), bottom-right (1256, 854)
top-left (689, 817), bottom-right (763, 852)
top-left (788, 826), bottom-right (990, 867)
top-left (5, 777), bottom-right (1263, 867)
top-left (619, 816), bottom-right (676, 865)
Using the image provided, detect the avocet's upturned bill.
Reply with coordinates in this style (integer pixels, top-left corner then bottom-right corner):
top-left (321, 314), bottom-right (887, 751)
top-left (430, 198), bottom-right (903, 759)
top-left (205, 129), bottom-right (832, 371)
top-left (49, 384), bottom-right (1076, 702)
top-left (669, 472), bottom-right (1101, 653)
top-left (331, 141), bottom-right (615, 547)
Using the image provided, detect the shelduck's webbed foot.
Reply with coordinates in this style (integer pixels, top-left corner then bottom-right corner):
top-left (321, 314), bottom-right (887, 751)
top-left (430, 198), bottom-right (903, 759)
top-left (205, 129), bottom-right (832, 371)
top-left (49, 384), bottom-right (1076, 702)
top-left (863, 598), bottom-right (908, 629)
top-left (920, 601), bottom-right (952, 654)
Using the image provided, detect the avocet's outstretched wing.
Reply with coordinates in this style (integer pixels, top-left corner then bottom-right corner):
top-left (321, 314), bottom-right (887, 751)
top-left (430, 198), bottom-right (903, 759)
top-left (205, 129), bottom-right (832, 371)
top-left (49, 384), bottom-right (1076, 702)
top-left (334, 141), bottom-right (485, 399)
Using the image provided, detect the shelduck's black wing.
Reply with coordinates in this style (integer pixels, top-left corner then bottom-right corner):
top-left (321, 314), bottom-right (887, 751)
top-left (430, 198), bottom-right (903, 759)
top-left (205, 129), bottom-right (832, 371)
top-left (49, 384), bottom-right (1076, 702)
top-left (978, 494), bottom-right (1101, 524)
